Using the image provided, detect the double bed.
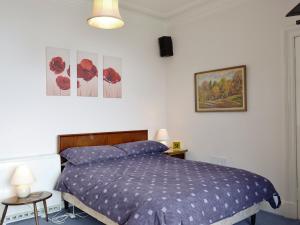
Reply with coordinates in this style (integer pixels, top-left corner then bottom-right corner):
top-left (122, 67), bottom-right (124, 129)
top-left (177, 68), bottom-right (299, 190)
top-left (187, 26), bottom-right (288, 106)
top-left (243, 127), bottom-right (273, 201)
top-left (55, 130), bottom-right (280, 225)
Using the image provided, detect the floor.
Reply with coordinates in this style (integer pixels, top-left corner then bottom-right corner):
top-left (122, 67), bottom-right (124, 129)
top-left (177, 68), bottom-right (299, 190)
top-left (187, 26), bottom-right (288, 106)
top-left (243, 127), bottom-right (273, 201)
top-left (10, 210), bottom-right (300, 225)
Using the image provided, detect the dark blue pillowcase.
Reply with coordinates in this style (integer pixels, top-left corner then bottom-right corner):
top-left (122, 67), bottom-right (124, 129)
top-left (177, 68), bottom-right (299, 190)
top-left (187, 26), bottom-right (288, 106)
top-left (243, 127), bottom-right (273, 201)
top-left (60, 145), bottom-right (127, 165)
top-left (114, 140), bottom-right (169, 156)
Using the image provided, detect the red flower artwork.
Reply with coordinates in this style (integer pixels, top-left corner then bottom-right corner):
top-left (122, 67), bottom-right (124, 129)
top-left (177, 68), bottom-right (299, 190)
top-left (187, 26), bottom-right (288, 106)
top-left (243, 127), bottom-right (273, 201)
top-left (49, 57), bottom-right (65, 74)
top-left (56, 76), bottom-right (70, 90)
top-left (77, 59), bottom-right (98, 82)
top-left (67, 66), bottom-right (70, 77)
top-left (103, 67), bottom-right (121, 84)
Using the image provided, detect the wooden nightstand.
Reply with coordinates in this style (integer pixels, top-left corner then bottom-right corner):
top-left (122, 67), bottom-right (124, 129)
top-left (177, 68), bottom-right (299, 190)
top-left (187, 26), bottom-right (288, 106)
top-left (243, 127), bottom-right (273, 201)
top-left (0, 192), bottom-right (52, 225)
top-left (164, 149), bottom-right (188, 159)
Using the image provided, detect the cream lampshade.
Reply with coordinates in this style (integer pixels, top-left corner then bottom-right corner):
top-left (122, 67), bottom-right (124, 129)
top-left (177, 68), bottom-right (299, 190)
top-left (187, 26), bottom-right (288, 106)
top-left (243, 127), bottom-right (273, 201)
top-left (88, 0), bottom-right (125, 29)
top-left (11, 165), bottom-right (35, 198)
top-left (156, 129), bottom-right (169, 146)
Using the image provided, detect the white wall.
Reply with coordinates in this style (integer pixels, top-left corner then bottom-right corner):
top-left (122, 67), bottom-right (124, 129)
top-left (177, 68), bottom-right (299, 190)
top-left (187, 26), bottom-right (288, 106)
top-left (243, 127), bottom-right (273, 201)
top-left (1, 0), bottom-right (299, 221)
top-left (0, 0), bottom-right (167, 160)
top-left (166, 0), bottom-right (299, 218)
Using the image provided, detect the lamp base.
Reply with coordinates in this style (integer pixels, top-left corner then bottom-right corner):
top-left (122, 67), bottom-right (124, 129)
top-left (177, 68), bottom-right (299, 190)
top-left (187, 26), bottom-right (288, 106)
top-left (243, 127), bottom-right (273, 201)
top-left (16, 185), bottom-right (31, 198)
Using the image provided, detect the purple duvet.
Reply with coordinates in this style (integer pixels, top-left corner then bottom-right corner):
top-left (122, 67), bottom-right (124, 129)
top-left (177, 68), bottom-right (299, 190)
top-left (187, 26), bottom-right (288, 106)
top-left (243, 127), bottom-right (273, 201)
top-left (55, 153), bottom-right (280, 225)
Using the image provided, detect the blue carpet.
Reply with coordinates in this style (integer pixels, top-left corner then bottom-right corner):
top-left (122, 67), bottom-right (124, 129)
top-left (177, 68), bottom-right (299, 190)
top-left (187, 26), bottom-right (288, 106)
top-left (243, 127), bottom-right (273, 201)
top-left (10, 210), bottom-right (300, 225)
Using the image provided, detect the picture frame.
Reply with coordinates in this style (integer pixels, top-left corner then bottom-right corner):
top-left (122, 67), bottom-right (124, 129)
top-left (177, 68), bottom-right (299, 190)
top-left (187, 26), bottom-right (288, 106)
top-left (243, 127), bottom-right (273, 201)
top-left (77, 51), bottom-right (99, 97)
top-left (172, 141), bottom-right (181, 150)
top-left (46, 47), bottom-right (71, 96)
top-left (103, 56), bottom-right (122, 98)
top-left (194, 65), bottom-right (247, 112)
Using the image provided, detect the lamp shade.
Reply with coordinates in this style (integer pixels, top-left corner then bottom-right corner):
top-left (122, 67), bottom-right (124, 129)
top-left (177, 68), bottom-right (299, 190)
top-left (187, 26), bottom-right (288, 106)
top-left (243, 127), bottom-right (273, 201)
top-left (88, 0), bottom-right (124, 29)
top-left (11, 165), bottom-right (35, 186)
top-left (156, 129), bottom-right (169, 141)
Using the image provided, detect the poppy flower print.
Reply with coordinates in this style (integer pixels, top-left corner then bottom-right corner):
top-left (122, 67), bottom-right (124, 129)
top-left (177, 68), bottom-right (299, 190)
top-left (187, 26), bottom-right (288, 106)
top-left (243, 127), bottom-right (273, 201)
top-left (77, 59), bottom-right (98, 82)
top-left (46, 47), bottom-right (71, 96)
top-left (49, 57), bottom-right (65, 74)
top-left (103, 67), bottom-right (121, 84)
top-left (67, 66), bottom-right (70, 77)
top-left (77, 51), bottom-right (98, 97)
top-left (103, 56), bottom-right (122, 98)
top-left (56, 76), bottom-right (70, 90)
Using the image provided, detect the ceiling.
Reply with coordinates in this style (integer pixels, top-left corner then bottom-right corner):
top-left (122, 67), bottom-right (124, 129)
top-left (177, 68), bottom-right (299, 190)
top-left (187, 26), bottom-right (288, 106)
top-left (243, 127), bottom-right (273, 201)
top-left (120, 0), bottom-right (212, 18)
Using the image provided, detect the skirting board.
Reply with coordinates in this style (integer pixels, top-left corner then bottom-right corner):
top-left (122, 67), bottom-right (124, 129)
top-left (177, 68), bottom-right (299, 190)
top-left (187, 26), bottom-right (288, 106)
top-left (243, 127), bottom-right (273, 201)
top-left (260, 200), bottom-right (297, 219)
top-left (4, 203), bottom-right (61, 224)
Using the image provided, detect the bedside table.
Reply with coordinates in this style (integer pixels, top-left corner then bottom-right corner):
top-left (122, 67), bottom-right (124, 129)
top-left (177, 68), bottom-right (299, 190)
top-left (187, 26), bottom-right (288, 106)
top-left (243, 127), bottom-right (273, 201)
top-left (164, 149), bottom-right (188, 159)
top-left (0, 192), bottom-right (52, 225)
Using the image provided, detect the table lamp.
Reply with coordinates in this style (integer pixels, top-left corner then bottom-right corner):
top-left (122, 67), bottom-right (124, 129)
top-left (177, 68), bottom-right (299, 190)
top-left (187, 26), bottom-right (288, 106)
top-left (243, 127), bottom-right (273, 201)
top-left (11, 165), bottom-right (35, 198)
top-left (156, 129), bottom-right (169, 146)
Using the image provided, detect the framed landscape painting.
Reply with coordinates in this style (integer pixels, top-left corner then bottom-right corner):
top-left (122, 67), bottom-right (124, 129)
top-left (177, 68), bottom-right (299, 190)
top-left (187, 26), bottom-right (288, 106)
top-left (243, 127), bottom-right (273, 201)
top-left (194, 65), bottom-right (247, 112)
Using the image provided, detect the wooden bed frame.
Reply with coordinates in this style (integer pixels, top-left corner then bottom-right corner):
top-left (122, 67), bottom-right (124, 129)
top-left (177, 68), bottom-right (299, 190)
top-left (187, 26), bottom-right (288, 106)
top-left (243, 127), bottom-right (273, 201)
top-left (57, 129), bottom-right (257, 225)
top-left (58, 130), bottom-right (148, 154)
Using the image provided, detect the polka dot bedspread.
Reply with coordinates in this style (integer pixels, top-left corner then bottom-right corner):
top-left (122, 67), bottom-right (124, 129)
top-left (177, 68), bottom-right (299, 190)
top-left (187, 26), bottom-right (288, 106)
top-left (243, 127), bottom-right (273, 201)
top-left (55, 153), bottom-right (280, 225)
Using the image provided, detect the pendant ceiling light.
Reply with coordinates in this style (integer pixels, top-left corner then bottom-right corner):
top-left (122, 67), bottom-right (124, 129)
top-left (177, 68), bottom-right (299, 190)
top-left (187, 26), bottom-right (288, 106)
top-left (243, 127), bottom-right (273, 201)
top-left (88, 0), bottom-right (124, 29)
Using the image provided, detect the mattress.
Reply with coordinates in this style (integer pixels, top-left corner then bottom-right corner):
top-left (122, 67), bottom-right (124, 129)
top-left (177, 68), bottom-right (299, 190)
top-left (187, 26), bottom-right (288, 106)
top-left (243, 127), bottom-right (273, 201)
top-left (56, 153), bottom-right (280, 225)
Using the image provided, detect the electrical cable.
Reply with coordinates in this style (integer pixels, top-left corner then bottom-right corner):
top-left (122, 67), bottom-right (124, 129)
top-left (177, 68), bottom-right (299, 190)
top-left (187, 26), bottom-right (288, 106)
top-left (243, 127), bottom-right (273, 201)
top-left (49, 211), bottom-right (69, 224)
top-left (49, 205), bottom-right (88, 224)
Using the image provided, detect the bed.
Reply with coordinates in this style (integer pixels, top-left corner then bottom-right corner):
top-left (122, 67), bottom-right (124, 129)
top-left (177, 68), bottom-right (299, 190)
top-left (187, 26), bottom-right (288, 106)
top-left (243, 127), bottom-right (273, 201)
top-left (55, 130), bottom-right (280, 225)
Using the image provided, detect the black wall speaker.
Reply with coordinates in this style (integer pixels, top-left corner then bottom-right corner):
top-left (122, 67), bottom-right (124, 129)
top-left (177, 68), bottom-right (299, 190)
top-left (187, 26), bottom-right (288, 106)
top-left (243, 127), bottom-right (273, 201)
top-left (286, 3), bottom-right (300, 25)
top-left (159, 36), bottom-right (173, 57)
top-left (286, 3), bottom-right (300, 17)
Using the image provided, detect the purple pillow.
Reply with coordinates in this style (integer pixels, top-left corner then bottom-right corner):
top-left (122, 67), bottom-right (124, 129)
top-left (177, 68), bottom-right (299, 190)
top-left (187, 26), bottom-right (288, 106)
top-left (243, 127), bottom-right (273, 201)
top-left (60, 145), bottom-right (126, 165)
top-left (114, 140), bottom-right (168, 156)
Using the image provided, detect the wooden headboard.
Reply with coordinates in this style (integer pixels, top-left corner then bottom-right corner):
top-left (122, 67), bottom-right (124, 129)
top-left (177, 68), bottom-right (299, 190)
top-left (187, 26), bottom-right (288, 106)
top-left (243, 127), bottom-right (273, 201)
top-left (58, 130), bottom-right (148, 154)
